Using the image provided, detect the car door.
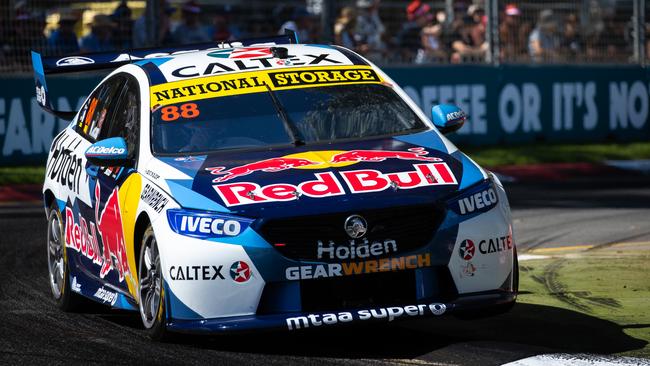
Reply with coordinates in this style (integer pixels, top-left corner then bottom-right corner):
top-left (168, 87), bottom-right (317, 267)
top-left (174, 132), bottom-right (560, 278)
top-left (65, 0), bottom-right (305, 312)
top-left (85, 75), bottom-right (143, 296)
top-left (65, 73), bottom-right (141, 296)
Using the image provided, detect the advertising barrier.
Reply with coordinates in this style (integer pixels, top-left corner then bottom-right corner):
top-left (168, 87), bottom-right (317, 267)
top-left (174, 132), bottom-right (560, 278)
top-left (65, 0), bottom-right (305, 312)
top-left (0, 65), bottom-right (649, 166)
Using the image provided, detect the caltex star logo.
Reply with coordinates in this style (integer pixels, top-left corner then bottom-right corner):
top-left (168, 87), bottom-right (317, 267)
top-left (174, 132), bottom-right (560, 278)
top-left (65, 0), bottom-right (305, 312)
top-left (459, 239), bottom-right (475, 261)
top-left (230, 261), bottom-right (251, 283)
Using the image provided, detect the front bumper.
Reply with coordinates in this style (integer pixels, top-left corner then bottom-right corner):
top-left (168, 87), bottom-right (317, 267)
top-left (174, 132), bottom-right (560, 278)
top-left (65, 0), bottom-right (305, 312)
top-left (166, 290), bottom-right (516, 334)
top-left (155, 177), bottom-right (516, 330)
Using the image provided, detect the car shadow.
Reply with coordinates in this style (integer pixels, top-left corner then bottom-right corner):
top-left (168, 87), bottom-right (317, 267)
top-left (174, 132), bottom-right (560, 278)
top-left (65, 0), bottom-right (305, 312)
top-left (142, 302), bottom-right (647, 362)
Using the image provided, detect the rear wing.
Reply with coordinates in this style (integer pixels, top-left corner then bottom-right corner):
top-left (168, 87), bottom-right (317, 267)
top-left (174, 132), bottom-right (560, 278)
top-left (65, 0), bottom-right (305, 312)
top-left (31, 31), bottom-right (299, 120)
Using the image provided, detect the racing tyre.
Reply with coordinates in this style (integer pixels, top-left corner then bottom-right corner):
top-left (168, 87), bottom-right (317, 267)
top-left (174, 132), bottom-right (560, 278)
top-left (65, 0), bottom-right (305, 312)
top-left (138, 226), bottom-right (171, 341)
top-left (47, 204), bottom-right (83, 311)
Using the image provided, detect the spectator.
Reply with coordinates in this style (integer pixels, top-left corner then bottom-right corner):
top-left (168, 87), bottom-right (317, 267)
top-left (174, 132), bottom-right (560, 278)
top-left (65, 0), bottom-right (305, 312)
top-left (47, 9), bottom-right (80, 56)
top-left (133, 0), bottom-right (175, 48)
top-left (210, 5), bottom-right (242, 42)
top-left (173, 0), bottom-right (210, 45)
top-left (278, 7), bottom-right (314, 43)
top-left (499, 4), bottom-right (528, 62)
top-left (111, 0), bottom-right (133, 50)
top-left (415, 11), bottom-right (447, 64)
top-left (334, 7), bottom-right (357, 50)
top-left (562, 13), bottom-right (581, 59)
top-left (7, 9), bottom-right (47, 69)
top-left (581, 0), bottom-right (605, 61)
top-left (450, 6), bottom-right (487, 63)
top-left (355, 0), bottom-right (386, 62)
top-left (396, 1), bottom-right (433, 62)
top-left (528, 9), bottom-right (561, 62)
top-left (80, 15), bottom-right (116, 53)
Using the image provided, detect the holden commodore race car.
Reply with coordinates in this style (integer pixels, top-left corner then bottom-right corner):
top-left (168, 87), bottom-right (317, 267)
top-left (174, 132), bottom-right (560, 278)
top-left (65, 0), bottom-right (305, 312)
top-left (34, 32), bottom-right (517, 340)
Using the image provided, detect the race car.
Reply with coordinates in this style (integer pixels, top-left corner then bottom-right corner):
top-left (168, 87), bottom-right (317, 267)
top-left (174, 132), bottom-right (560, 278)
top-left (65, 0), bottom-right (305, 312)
top-left (35, 32), bottom-right (517, 340)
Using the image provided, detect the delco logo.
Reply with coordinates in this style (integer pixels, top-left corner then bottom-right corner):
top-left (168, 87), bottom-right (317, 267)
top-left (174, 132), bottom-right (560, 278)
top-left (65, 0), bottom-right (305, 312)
top-left (446, 110), bottom-right (466, 121)
top-left (214, 163), bottom-right (457, 207)
top-left (167, 209), bottom-right (253, 239)
top-left (86, 146), bottom-right (125, 156)
top-left (317, 238), bottom-right (397, 260)
top-left (458, 187), bottom-right (498, 214)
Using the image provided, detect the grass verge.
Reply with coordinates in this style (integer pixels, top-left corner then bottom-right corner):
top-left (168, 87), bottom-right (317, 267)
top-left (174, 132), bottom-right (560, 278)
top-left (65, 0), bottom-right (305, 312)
top-left (0, 166), bottom-right (45, 185)
top-left (519, 247), bottom-right (650, 358)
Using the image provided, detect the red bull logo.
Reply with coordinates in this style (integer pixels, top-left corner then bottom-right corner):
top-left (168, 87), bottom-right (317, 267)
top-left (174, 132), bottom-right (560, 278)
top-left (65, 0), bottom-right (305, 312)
top-left (214, 163), bottom-right (457, 207)
top-left (94, 184), bottom-right (129, 281)
top-left (206, 148), bottom-right (443, 183)
top-left (65, 207), bottom-right (103, 266)
top-left (207, 157), bottom-right (321, 183)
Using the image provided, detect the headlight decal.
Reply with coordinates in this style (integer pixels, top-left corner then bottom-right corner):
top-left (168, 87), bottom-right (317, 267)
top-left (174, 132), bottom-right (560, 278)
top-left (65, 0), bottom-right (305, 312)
top-left (167, 209), bottom-right (254, 239)
top-left (446, 179), bottom-right (498, 216)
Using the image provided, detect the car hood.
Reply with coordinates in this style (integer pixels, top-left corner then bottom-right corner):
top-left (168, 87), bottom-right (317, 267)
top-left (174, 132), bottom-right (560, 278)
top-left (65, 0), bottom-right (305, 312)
top-left (156, 131), bottom-right (486, 218)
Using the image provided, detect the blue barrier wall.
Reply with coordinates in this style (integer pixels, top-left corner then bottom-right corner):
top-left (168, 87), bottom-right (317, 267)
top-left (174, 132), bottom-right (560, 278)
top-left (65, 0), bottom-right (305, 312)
top-left (0, 65), bottom-right (649, 166)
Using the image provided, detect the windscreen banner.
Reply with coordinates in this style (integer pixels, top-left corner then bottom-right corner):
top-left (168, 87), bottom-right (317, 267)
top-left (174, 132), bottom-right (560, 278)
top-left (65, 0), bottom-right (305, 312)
top-left (0, 65), bottom-right (649, 166)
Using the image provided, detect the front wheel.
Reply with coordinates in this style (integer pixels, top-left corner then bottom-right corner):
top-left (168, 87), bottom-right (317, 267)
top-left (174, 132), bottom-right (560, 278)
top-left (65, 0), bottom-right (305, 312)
top-left (47, 204), bottom-right (83, 310)
top-left (138, 225), bottom-right (170, 341)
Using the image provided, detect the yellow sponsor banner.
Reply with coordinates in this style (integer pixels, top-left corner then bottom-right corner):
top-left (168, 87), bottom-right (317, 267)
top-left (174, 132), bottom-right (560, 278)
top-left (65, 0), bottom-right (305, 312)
top-left (150, 65), bottom-right (383, 108)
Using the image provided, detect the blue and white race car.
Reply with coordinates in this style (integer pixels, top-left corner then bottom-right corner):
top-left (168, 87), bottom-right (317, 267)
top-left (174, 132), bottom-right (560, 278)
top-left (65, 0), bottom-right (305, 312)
top-left (35, 32), bottom-right (517, 340)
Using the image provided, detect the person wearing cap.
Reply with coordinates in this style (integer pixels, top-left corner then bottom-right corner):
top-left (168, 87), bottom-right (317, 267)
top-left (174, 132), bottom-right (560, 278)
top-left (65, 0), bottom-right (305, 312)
top-left (173, 0), bottom-right (210, 45)
top-left (499, 3), bottom-right (530, 62)
top-left (80, 14), bottom-right (116, 53)
top-left (47, 9), bottom-right (80, 56)
top-left (528, 9), bottom-right (561, 62)
top-left (355, 0), bottom-right (386, 62)
top-left (449, 5), bottom-right (488, 63)
top-left (396, 1), bottom-right (433, 62)
top-left (133, 0), bottom-right (175, 48)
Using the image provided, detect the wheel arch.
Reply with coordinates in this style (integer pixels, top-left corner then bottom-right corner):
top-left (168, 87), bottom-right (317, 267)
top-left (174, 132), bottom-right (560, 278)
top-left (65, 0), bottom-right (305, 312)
top-left (133, 212), bottom-right (151, 274)
top-left (43, 189), bottom-right (56, 210)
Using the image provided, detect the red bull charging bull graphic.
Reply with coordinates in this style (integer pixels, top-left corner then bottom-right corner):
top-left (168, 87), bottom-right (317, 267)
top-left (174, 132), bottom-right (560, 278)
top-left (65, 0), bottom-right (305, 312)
top-left (207, 157), bottom-right (322, 183)
top-left (330, 147), bottom-right (442, 163)
top-left (64, 184), bottom-right (130, 282)
top-left (206, 148), bottom-right (444, 183)
top-left (94, 184), bottom-right (129, 281)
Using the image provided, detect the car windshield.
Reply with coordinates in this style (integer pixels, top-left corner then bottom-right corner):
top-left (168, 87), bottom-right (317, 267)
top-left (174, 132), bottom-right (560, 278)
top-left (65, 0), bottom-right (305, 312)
top-left (151, 83), bottom-right (428, 155)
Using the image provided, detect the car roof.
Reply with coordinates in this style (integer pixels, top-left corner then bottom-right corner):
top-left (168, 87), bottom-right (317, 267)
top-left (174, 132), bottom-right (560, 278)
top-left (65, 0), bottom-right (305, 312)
top-left (137, 44), bottom-right (368, 86)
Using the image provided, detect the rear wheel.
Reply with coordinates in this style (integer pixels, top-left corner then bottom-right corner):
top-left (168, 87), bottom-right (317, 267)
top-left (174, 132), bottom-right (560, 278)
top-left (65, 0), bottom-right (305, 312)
top-left (138, 226), bottom-right (170, 341)
top-left (46, 204), bottom-right (83, 310)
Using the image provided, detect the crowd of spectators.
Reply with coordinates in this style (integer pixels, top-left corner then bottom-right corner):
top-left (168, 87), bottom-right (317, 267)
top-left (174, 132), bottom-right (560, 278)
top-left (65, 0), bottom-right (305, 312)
top-left (0, 0), bottom-right (647, 71)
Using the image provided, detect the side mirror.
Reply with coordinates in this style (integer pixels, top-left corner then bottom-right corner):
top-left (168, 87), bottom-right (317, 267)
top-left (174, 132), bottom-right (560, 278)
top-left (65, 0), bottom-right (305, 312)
top-left (85, 137), bottom-right (129, 166)
top-left (431, 104), bottom-right (467, 135)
